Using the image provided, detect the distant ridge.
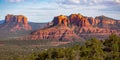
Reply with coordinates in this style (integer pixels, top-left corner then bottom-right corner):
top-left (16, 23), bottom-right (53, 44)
top-left (0, 20), bottom-right (5, 24)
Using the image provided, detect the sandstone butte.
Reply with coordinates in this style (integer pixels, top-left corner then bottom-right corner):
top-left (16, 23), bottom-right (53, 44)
top-left (4, 14), bottom-right (32, 32)
top-left (29, 13), bottom-right (120, 40)
top-left (52, 15), bottom-right (70, 26)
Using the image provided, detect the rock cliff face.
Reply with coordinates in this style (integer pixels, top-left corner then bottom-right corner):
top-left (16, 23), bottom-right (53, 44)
top-left (88, 17), bottom-right (100, 26)
top-left (95, 15), bottom-right (117, 28)
top-left (30, 27), bottom-right (79, 41)
top-left (3, 14), bottom-right (31, 32)
top-left (29, 14), bottom-right (80, 41)
top-left (69, 14), bottom-right (91, 27)
top-left (30, 13), bottom-right (120, 40)
top-left (52, 15), bottom-right (69, 26)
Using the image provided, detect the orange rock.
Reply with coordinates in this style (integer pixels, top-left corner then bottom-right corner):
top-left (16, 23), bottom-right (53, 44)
top-left (21, 13), bottom-right (120, 40)
top-left (30, 27), bottom-right (80, 41)
top-left (22, 16), bottom-right (28, 25)
top-left (88, 17), bottom-right (100, 26)
top-left (5, 14), bottom-right (14, 23)
top-left (5, 14), bottom-right (32, 32)
top-left (17, 15), bottom-right (23, 23)
top-left (52, 15), bottom-right (69, 26)
top-left (69, 14), bottom-right (91, 27)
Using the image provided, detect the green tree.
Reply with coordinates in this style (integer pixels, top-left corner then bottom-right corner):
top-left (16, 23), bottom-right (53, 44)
top-left (80, 38), bottom-right (105, 60)
top-left (104, 34), bottom-right (120, 60)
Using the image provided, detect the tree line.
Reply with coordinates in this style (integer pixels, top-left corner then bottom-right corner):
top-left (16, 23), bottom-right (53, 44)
top-left (27, 34), bottom-right (120, 60)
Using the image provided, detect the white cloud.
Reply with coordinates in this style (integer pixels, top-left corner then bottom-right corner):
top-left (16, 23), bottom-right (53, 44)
top-left (115, 0), bottom-right (120, 3)
top-left (1, 0), bottom-right (120, 22)
top-left (6, 0), bottom-right (25, 2)
top-left (59, 0), bottom-right (120, 5)
top-left (68, 0), bottom-right (80, 4)
top-left (57, 0), bottom-right (120, 11)
top-left (60, 0), bottom-right (103, 5)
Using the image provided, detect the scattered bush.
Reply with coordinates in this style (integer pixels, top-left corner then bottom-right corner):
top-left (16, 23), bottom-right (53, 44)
top-left (0, 34), bottom-right (120, 60)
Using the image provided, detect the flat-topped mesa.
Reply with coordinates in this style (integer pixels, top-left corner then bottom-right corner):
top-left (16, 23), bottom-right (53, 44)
top-left (4, 14), bottom-right (31, 32)
top-left (5, 14), bottom-right (28, 24)
top-left (52, 15), bottom-right (69, 26)
top-left (69, 14), bottom-right (91, 27)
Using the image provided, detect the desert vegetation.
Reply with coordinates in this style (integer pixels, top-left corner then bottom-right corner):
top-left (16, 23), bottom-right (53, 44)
top-left (0, 34), bottom-right (120, 60)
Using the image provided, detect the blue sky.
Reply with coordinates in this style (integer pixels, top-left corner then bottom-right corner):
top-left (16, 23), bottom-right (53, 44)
top-left (0, 0), bottom-right (120, 22)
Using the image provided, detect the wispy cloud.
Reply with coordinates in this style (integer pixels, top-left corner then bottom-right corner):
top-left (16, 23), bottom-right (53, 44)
top-left (58, 0), bottom-right (102, 5)
top-left (57, 0), bottom-right (120, 11)
top-left (58, 0), bottom-right (120, 5)
top-left (0, 0), bottom-right (120, 22)
top-left (115, 0), bottom-right (120, 3)
top-left (6, 0), bottom-right (25, 2)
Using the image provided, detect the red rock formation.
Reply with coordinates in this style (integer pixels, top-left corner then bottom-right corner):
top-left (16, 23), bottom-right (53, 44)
top-left (5, 14), bottom-right (13, 23)
top-left (30, 27), bottom-right (79, 41)
top-left (69, 14), bottom-right (91, 27)
top-left (4, 14), bottom-right (31, 32)
top-left (88, 17), bottom-right (100, 26)
top-left (95, 15), bottom-right (116, 28)
top-left (26, 13), bottom-right (120, 40)
top-left (68, 14), bottom-right (119, 33)
top-left (5, 14), bottom-right (28, 24)
top-left (52, 15), bottom-right (69, 26)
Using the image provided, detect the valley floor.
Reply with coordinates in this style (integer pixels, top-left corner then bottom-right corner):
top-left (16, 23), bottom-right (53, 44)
top-left (0, 34), bottom-right (120, 60)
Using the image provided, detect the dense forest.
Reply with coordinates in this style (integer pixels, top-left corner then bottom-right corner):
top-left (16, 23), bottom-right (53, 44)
top-left (0, 34), bottom-right (120, 60)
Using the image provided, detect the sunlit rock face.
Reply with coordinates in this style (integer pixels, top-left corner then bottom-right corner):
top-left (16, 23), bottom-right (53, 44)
top-left (52, 15), bottom-right (70, 27)
top-left (69, 14), bottom-right (91, 27)
top-left (26, 13), bottom-right (120, 40)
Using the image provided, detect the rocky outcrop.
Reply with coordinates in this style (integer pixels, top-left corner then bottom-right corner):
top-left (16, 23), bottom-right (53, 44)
top-left (5, 14), bottom-right (28, 24)
top-left (3, 14), bottom-right (32, 32)
top-left (52, 15), bottom-right (69, 26)
top-left (69, 14), bottom-right (91, 27)
top-left (30, 26), bottom-right (80, 41)
top-left (95, 15), bottom-right (116, 28)
top-left (30, 13), bottom-right (120, 40)
top-left (88, 17), bottom-right (100, 26)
